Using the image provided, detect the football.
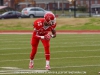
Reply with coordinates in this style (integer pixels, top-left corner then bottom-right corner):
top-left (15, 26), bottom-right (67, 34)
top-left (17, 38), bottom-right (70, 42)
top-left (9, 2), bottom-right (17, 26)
top-left (99, 72), bottom-right (100, 74)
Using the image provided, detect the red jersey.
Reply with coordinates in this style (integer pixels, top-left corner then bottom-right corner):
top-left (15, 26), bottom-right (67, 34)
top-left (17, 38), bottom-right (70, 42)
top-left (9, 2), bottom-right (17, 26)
top-left (33, 18), bottom-right (56, 36)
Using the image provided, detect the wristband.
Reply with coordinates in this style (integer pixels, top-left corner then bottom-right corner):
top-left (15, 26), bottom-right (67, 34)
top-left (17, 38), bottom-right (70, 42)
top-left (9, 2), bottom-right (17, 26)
top-left (36, 35), bottom-right (44, 39)
top-left (51, 35), bottom-right (54, 38)
top-left (40, 36), bottom-right (44, 39)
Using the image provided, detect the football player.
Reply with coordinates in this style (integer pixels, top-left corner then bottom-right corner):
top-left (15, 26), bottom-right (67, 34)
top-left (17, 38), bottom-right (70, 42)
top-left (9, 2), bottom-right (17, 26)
top-left (29, 12), bottom-right (56, 70)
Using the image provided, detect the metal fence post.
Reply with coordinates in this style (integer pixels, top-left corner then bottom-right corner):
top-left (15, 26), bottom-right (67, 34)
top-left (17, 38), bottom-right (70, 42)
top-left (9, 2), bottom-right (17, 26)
top-left (74, 0), bottom-right (76, 18)
top-left (89, 0), bottom-right (91, 17)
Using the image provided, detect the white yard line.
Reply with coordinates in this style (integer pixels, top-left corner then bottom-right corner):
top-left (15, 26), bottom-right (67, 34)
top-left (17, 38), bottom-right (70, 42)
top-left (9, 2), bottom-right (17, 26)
top-left (0, 69), bottom-right (86, 74)
top-left (0, 44), bottom-right (100, 50)
top-left (1, 31), bottom-right (100, 34)
top-left (51, 64), bottom-right (100, 69)
top-left (0, 49), bottom-right (100, 55)
top-left (0, 64), bottom-right (100, 74)
top-left (0, 67), bottom-right (48, 74)
top-left (0, 56), bottom-right (100, 62)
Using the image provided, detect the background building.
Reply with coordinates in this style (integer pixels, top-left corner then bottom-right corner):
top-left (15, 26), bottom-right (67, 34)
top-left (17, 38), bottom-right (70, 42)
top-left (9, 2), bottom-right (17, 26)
top-left (0, 0), bottom-right (100, 13)
top-left (0, 0), bottom-right (69, 11)
top-left (0, 0), bottom-right (100, 16)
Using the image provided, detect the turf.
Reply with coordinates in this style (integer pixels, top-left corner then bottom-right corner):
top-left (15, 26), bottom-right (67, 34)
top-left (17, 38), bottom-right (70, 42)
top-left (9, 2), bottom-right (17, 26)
top-left (0, 34), bottom-right (100, 75)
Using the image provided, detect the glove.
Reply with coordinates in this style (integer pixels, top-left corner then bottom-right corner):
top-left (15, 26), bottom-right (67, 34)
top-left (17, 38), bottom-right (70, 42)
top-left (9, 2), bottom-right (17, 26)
top-left (44, 34), bottom-right (52, 40)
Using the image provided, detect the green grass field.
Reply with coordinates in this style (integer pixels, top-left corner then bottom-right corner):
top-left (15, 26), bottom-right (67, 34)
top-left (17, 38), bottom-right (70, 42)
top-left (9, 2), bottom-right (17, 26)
top-left (0, 34), bottom-right (100, 75)
top-left (1, 18), bottom-right (100, 30)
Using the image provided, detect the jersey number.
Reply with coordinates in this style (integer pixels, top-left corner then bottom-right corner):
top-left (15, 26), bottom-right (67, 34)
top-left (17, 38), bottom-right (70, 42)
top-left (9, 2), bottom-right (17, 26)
top-left (37, 21), bottom-right (42, 26)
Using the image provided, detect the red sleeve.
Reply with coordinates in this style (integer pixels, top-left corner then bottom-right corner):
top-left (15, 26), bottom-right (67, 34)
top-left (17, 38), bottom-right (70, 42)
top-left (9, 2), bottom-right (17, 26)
top-left (33, 21), bottom-right (38, 30)
top-left (33, 19), bottom-right (43, 31)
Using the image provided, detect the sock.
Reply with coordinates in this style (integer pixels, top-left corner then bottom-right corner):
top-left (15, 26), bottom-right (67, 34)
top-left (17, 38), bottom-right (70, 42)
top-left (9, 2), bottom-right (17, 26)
top-left (46, 60), bottom-right (50, 66)
top-left (30, 59), bottom-right (34, 64)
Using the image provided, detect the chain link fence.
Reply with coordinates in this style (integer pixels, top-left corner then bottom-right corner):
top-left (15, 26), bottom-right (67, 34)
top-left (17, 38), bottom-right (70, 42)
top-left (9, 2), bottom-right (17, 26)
top-left (50, 0), bottom-right (100, 18)
top-left (1, 0), bottom-right (100, 17)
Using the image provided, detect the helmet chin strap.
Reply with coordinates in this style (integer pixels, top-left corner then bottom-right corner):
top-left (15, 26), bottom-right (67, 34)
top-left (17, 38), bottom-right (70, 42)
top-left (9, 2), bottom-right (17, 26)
top-left (44, 19), bottom-right (52, 26)
top-left (44, 22), bottom-right (51, 26)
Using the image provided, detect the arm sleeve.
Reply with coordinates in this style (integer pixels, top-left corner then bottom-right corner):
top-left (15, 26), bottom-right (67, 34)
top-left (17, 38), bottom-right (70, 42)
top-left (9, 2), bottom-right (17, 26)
top-left (51, 23), bottom-right (56, 30)
top-left (50, 23), bottom-right (56, 38)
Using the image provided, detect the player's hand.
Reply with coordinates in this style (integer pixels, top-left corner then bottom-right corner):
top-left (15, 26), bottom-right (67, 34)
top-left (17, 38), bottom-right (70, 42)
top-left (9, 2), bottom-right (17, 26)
top-left (44, 34), bottom-right (52, 40)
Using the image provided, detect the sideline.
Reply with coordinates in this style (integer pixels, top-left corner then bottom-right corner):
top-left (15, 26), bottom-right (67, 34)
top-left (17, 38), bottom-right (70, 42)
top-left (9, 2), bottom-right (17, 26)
top-left (0, 30), bottom-right (100, 34)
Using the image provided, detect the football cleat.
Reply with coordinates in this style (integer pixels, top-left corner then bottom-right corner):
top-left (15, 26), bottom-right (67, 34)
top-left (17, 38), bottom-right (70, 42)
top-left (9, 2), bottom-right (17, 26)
top-left (45, 65), bottom-right (51, 70)
top-left (29, 62), bottom-right (33, 69)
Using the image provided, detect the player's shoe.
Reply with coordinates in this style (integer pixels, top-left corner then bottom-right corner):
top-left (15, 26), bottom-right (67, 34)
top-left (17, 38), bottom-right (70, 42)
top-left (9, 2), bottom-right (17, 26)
top-left (45, 65), bottom-right (51, 70)
top-left (29, 62), bottom-right (33, 69)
